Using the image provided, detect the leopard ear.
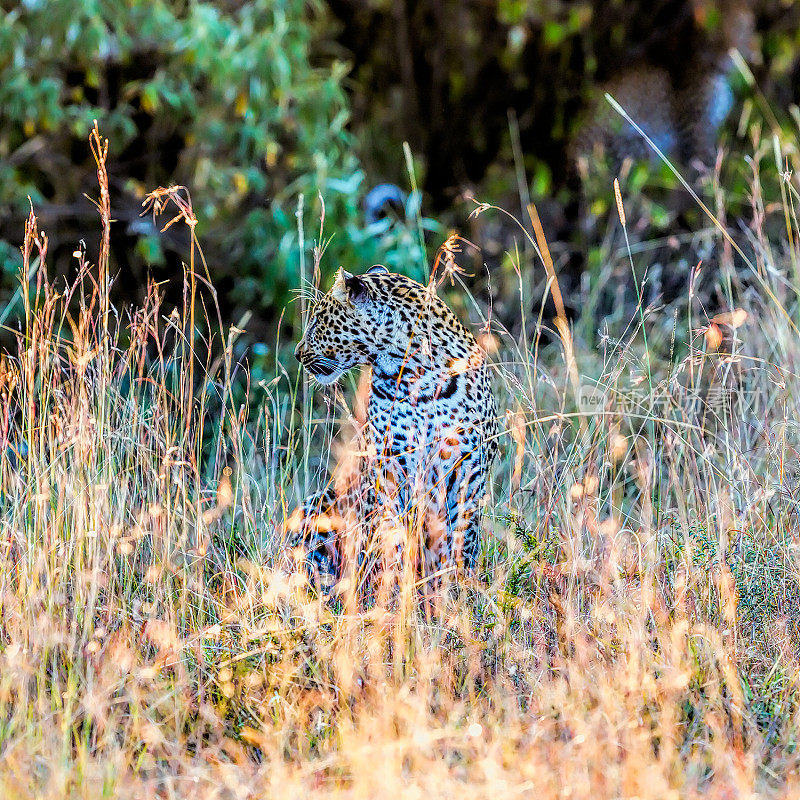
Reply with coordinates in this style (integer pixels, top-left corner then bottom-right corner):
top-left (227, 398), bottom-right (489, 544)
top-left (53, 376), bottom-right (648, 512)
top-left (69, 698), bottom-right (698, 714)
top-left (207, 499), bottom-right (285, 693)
top-left (366, 264), bottom-right (389, 276)
top-left (344, 273), bottom-right (370, 305)
top-left (331, 268), bottom-right (351, 304)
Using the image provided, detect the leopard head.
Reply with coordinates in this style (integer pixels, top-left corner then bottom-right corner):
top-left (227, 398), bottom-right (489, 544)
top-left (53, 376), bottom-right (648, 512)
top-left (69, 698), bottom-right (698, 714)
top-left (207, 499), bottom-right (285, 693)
top-left (294, 265), bottom-right (403, 385)
top-left (295, 265), bottom-right (474, 386)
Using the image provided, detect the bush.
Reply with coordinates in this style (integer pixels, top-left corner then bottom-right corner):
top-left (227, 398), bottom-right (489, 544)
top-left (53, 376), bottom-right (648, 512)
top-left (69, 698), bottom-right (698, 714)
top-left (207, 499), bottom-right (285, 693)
top-left (0, 0), bottom-right (432, 328)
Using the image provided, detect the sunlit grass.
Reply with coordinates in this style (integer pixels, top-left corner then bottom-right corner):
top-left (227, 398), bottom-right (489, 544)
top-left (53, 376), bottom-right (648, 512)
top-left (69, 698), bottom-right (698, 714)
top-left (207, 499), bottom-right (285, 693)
top-left (0, 126), bottom-right (800, 798)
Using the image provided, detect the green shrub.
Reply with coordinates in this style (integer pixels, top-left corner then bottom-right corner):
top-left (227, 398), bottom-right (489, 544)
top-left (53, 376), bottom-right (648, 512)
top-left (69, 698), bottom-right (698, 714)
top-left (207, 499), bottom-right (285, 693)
top-left (0, 0), bottom-right (433, 326)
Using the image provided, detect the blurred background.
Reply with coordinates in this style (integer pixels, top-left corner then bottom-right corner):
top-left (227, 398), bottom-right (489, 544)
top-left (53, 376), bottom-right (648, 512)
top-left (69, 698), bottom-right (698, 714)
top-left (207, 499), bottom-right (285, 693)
top-left (1, 0), bottom-right (799, 352)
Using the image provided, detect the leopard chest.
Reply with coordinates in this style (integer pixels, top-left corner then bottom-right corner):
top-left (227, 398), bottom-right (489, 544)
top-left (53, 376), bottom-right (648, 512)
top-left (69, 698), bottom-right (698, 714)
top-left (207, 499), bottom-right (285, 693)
top-left (366, 372), bottom-right (486, 504)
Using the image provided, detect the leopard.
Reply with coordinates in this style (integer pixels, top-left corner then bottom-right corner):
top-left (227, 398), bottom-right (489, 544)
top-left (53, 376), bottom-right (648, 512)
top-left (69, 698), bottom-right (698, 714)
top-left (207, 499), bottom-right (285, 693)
top-left (571, 1), bottom-right (753, 179)
top-left (286, 265), bottom-right (499, 592)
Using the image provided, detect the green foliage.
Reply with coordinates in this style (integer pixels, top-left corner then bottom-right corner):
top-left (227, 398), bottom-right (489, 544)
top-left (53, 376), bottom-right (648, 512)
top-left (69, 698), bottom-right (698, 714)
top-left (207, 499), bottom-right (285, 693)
top-left (0, 0), bottom-right (432, 324)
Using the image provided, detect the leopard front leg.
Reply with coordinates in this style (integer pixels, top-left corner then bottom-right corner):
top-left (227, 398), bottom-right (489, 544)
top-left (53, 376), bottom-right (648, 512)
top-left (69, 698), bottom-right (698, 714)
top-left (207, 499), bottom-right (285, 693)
top-left (282, 483), bottom-right (345, 591)
top-left (283, 471), bottom-right (382, 597)
top-left (452, 487), bottom-right (483, 569)
top-left (440, 442), bottom-right (490, 572)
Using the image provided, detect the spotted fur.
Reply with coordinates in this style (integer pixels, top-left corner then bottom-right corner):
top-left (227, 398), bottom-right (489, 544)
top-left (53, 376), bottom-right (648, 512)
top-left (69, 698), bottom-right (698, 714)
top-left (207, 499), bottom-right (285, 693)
top-left (287, 265), bottom-right (498, 588)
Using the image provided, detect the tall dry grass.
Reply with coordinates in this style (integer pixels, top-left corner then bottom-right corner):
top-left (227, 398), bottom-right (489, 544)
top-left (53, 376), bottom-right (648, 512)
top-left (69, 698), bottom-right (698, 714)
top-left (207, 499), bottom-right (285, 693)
top-left (0, 125), bottom-right (799, 798)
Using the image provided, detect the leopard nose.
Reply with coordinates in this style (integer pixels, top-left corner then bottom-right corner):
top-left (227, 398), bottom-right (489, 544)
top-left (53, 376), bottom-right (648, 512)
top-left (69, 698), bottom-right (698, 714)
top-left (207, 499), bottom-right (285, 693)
top-left (294, 340), bottom-right (304, 361)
